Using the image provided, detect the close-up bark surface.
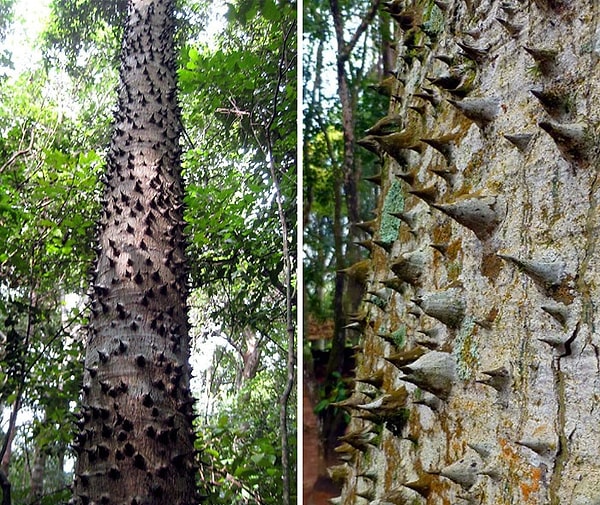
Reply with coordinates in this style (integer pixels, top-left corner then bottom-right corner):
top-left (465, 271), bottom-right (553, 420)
top-left (334, 1), bottom-right (600, 504)
top-left (72, 0), bottom-right (197, 503)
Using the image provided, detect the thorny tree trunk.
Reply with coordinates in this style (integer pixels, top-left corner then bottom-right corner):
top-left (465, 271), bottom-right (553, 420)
top-left (72, 1), bottom-right (197, 504)
top-left (335, 1), bottom-right (600, 505)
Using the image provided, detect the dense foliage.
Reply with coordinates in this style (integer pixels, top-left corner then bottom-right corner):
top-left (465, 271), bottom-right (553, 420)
top-left (0, 1), bottom-right (296, 504)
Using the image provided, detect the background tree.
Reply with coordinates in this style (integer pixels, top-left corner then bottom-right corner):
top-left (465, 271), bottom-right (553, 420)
top-left (0, 58), bottom-right (103, 504)
top-left (180, 1), bottom-right (297, 502)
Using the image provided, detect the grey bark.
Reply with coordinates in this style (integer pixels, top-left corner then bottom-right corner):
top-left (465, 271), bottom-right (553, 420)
top-left (72, 0), bottom-right (197, 503)
top-left (335, 1), bottom-right (600, 504)
top-left (28, 439), bottom-right (46, 503)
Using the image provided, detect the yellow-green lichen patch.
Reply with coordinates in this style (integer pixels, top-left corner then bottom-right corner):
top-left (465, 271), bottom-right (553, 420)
top-left (461, 148), bottom-right (486, 186)
top-left (390, 325), bottom-right (407, 348)
top-left (446, 260), bottom-right (462, 282)
top-left (421, 1), bottom-right (445, 41)
top-left (379, 180), bottom-right (405, 245)
top-left (453, 317), bottom-right (479, 380)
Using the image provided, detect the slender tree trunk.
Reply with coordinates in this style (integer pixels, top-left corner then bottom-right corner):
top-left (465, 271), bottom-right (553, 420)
top-left (0, 399), bottom-right (17, 505)
top-left (28, 422), bottom-right (47, 503)
top-left (72, 1), bottom-right (197, 503)
top-left (379, 13), bottom-right (394, 77)
top-left (0, 402), bottom-right (17, 475)
top-left (235, 328), bottom-right (262, 390)
top-left (326, 0), bottom-right (382, 381)
top-left (305, 29), bottom-right (348, 461)
top-left (327, 179), bottom-right (345, 382)
top-left (252, 19), bottom-right (296, 505)
top-left (329, 0), bottom-right (360, 228)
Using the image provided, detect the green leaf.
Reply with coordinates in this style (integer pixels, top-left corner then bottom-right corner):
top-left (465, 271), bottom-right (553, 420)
top-left (250, 452), bottom-right (264, 464)
top-left (314, 399), bottom-right (330, 413)
top-left (205, 448), bottom-right (220, 458)
top-left (261, 0), bottom-right (280, 22)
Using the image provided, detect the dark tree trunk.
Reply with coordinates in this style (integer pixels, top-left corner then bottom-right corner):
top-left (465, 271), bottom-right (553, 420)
top-left (72, 1), bottom-right (197, 504)
top-left (0, 469), bottom-right (10, 505)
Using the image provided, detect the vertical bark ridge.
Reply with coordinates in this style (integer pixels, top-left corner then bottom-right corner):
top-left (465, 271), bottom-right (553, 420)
top-left (73, 1), bottom-right (197, 504)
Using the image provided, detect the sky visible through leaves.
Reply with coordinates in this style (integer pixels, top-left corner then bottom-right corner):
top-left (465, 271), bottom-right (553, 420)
top-left (0, 0), bottom-right (228, 448)
top-left (1, 0), bottom-right (50, 76)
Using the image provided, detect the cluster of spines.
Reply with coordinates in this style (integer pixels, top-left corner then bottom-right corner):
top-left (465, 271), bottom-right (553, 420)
top-left (335, 0), bottom-right (590, 503)
top-left (73, 1), bottom-right (198, 504)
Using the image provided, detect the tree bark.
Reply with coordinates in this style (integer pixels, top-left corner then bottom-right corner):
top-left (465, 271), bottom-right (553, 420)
top-left (329, 0), bottom-right (360, 228)
top-left (72, 1), bottom-right (197, 503)
top-left (235, 327), bottom-right (262, 391)
top-left (28, 434), bottom-right (47, 503)
top-left (334, 1), bottom-right (600, 504)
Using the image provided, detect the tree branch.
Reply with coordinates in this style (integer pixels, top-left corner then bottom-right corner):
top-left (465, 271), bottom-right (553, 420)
top-left (0, 127), bottom-right (34, 174)
top-left (330, 0), bottom-right (382, 64)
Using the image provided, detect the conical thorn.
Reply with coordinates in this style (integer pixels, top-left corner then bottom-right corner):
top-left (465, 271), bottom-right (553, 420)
top-left (432, 195), bottom-right (505, 240)
top-left (448, 97), bottom-right (500, 127)
top-left (504, 133), bottom-right (533, 152)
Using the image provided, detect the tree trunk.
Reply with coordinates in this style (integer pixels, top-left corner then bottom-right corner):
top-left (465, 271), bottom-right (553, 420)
top-left (0, 469), bottom-right (10, 505)
top-left (72, 1), bottom-right (197, 503)
top-left (334, 1), bottom-right (600, 504)
top-left (235, 327), bottom-right (262, 391)
top-left (326, 0), bottom-right (383, 382)
top-left (28, 435), bottom-right (47, 503)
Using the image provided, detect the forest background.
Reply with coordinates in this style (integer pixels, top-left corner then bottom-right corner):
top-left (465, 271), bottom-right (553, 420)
top-left (303, 0), bottom-right (387, 473)
top-left (0, 0), bottom-right (297, 504)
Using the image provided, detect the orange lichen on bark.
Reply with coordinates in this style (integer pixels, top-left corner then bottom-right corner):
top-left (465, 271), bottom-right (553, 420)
top-left (520, 466), bottom-right (542, 501)
top-left (481, 252), bottom-right (504, 280)
top-left (499, 438), bottom-right (517, 460)
top-left (499, 439), bottom-right (544, 502)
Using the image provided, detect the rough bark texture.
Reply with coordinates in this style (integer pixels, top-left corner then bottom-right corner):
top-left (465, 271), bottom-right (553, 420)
top-left (72, 0), bottom-right (197, 503)
top-left (336, 1), bottom-right (600, 504)
top-left (28, 441), bottom-right (46, 503)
